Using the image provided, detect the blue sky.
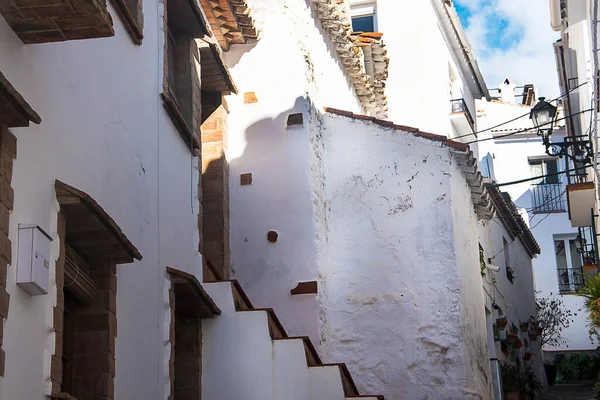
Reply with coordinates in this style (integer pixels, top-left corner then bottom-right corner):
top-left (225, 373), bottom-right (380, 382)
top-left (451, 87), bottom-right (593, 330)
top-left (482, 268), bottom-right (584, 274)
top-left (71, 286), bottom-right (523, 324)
top-left (453, 0), bottom-right (559, 97)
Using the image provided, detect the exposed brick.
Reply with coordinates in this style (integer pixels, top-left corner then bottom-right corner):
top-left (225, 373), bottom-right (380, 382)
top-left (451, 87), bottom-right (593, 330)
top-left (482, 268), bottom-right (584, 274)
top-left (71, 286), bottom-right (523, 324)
top-left (50, 355), bottom-right (63, 383)
top-left (0, 234), bottom-right (10, 265)
top-left (54, 331), bottom-right (63, 360)
top-left (243, 92), bottom-right (258, 104)
top-left (0, 288), bottom-right (9, 319)
top-left (0, 348), bottom-right (4, 377)
top-left (0, 178), bottom-right (14, 211)
top-left (75, 313), bottom-right (115, 333)
top-left (240, 173), bottom-right (252, 185)
top-left (53, 306), bottom-right (64, 332)
top-left (267, 231), bottom-right (279, 243)
top-left (0, 128), bottom-right (17, 160)
top-left (0, 262), bottom-right (6, 288)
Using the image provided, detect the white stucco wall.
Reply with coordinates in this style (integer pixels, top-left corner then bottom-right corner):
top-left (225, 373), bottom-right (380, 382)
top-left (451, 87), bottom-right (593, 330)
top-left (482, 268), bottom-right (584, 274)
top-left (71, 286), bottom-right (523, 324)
top-left (450, 164), bottom-right (494, 398)
top-left (318, 114), bottom-right (491, 399)
top-left (0, 1), bottom-right (203, 398)
top-left (475, 98), bottom-right (595, 351)
top-left (478, 217), bottom-right (545, 381)
top-left (374, 0), bottom-right (480, 137)
top-left (225, 0), bottom-right (363, 345)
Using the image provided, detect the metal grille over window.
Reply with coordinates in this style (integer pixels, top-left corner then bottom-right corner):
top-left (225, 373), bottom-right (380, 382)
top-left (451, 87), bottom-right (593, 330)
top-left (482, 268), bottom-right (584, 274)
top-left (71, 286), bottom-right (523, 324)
top-left (529, 159), bottom-right (565, 213)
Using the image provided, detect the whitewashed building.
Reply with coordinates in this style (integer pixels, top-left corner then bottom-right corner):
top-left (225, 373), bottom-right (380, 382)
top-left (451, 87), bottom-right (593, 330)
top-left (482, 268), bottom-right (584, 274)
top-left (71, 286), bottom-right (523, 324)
top-left (225, 0), bottom-right (542, 399)
top-left (474, 76), bottom-right (599, 356)
top-left (0, 0), bottom-right (392, 399)
top-left (0, 0), bottom-right (545, 400)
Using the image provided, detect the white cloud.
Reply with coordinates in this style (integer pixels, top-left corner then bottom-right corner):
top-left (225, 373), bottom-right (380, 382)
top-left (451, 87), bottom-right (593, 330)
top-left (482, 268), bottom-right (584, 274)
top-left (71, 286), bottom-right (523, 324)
top-left (457, 0), bottom-right (561, 98)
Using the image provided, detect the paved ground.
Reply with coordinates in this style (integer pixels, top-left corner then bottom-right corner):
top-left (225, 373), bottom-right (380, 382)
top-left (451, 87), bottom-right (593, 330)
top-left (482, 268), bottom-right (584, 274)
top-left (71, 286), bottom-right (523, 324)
top-left (539, 383), bottom-right (596, 400)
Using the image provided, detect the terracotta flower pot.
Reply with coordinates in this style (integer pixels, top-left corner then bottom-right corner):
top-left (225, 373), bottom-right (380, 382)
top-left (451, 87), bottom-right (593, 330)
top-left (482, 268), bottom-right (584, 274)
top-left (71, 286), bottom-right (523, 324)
top-left (497, 317), bottom-right (508, 330)
top-left (596, 298), bottom-right (600, 311)
top-left (516, 339), bottom-right (523, 349)
top-left (524, 351), bottom-right (532, 360)
top-left (528, 332), bottom-right (538, 341)
top-left (536, 327), bottom-right (543, 335)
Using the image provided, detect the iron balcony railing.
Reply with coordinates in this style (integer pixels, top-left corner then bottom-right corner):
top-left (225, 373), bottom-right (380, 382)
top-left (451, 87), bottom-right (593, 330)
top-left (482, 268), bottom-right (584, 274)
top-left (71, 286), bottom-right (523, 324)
top-left (450, 98), bottom-right (475, 130)
top-left (531, 183), bottom-right (566, 213)
top-left (558, 268), bottom-right (584, 293)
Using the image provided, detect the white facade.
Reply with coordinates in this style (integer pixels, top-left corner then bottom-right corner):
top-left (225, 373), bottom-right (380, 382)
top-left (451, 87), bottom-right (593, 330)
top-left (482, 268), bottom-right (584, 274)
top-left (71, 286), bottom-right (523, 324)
top-left (475, 85), bottom-right (596, 352)
top-left (0, 2), bottom-right (203, 398)
top-left (0, 1), bottom-right (545, 399)
top-left (369, 0), bottom-right (489, 137)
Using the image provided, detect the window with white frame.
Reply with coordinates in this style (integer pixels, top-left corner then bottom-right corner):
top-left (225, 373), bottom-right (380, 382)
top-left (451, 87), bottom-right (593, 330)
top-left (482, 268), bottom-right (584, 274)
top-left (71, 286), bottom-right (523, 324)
top-left (350, 1), bottom-right (377, 32)
top-left (554, 235), bottom-right (584, 293)
top-left (529, 158), bottom-right (565, 213)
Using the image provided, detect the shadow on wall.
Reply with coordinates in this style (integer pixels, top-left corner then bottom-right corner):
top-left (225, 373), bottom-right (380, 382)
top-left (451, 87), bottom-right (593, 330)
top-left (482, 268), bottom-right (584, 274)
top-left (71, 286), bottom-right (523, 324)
top-left (210, 96), bottom-right (319, 312)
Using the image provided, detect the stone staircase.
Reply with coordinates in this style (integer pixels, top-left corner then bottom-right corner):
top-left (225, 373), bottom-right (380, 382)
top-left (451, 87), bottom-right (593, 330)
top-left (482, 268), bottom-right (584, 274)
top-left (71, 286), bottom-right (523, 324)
top-left (202, 280), bottom-right (384, 400)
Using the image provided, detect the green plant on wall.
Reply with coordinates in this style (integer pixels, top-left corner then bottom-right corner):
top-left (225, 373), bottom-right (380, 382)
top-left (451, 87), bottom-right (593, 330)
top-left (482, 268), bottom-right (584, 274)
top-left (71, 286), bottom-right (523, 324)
top-left (577, 275), bottom-right (600, 341)
top-left (479, 244), bottom-right (487, 277)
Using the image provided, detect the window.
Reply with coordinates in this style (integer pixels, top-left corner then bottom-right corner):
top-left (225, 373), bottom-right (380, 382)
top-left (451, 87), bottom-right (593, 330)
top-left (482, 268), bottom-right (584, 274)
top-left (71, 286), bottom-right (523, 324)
top-left (554, 236), bottom-right (584, 293)
top-left (504, 237), bottom-right (515, 284)
top-left (529, 158), bottom-right (565, 213)
top-left (167, 268), bottom-right (220, 400)
top-left (352, 16), bottom-right (375, 32)
top-left (350, 1), bottom-right (377, 32)
top-left (51, 181), bottom-right (141, 399)
top-left (529, 158), bottom-right (560, 184)
top-left (161, 0), bottom-right (208, 149)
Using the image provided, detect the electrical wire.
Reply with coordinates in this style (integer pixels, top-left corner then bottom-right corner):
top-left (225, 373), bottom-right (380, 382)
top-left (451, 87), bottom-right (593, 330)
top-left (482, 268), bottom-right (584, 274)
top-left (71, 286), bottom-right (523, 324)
top-left (530, 213), bottom-right (551, 230)
top-left (465, 108), bottom-right (594, 145)
top-left (489, 237), bottom-right (514, 261)
top-left (489, 164), bottom-right (592, 188)
top-left (453, 81), bottom-right (589, 141)
top-left (525, 188), bottom-right (567, 213)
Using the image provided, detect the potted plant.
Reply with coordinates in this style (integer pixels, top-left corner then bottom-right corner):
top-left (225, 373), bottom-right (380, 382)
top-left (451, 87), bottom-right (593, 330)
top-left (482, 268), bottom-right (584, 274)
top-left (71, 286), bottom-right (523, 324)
top-left (523, 351), bottom-right (532, 361)
top-left (515, 339), bottom-right (523, 349)
top-left (497, 315), bottom-right (508, 330)
top-left (520, 321), bottom-right (529, 332)
top-left (502, 362), bottom-right (523, 400)
top-left (502, 358), bottom-right (543, 399)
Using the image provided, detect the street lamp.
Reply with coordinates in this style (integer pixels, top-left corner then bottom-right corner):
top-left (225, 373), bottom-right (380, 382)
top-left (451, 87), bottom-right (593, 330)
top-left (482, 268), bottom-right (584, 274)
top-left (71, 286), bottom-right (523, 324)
top-left (529, 97), bottom-right (593, 164)
top-left (530, 97), bottom-right (557, 146)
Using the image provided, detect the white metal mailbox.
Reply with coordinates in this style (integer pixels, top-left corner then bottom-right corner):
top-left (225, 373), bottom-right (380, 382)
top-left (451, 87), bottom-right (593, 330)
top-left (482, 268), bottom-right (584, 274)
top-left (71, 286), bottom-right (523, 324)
top-left (17, 224), bottom-right (52, 296)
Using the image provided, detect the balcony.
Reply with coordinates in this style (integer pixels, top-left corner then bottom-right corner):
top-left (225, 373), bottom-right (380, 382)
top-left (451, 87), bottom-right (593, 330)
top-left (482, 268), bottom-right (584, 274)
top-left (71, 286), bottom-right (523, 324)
top-left (567, 181), bottom-right (597, 227)
top-left (450, 98), bottom-right (475, 136)
top-left (0, 0), bottom-right (114, 44)
top-left (558, 268), bottom-right (584, 293)
top-left (530, 183), bottom-right (566, 213)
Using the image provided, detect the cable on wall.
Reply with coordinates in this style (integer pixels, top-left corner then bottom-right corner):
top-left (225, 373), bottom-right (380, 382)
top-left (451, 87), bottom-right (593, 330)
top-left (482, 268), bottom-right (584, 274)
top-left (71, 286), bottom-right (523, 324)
top-left (465, 108), bottom-right (594, 145)
top-left (453, 80), bottom-right (589, 141)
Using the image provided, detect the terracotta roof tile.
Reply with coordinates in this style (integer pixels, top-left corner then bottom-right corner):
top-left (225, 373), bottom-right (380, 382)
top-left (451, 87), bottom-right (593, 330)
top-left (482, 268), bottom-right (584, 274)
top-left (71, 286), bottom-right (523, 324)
top-left (314, 1), bottom-right (389, 118)
top-left (199, 0), bottom-right (257, 51)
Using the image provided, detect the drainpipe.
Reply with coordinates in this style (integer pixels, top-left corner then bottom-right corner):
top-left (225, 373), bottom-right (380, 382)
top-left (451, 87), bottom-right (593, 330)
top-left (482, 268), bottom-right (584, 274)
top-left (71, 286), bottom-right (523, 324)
top-left (550, 0), bottom-right (563, 31)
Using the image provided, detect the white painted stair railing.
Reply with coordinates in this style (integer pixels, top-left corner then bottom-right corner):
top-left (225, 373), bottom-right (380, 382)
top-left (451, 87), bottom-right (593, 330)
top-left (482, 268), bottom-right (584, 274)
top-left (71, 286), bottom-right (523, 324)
top-left (202, 280), bottom-right (384, 400)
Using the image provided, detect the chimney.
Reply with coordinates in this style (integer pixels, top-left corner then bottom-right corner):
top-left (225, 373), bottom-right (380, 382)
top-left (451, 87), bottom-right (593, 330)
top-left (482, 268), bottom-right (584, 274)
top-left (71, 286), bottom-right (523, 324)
top-left (499, 78), bottom-right (516, 104)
